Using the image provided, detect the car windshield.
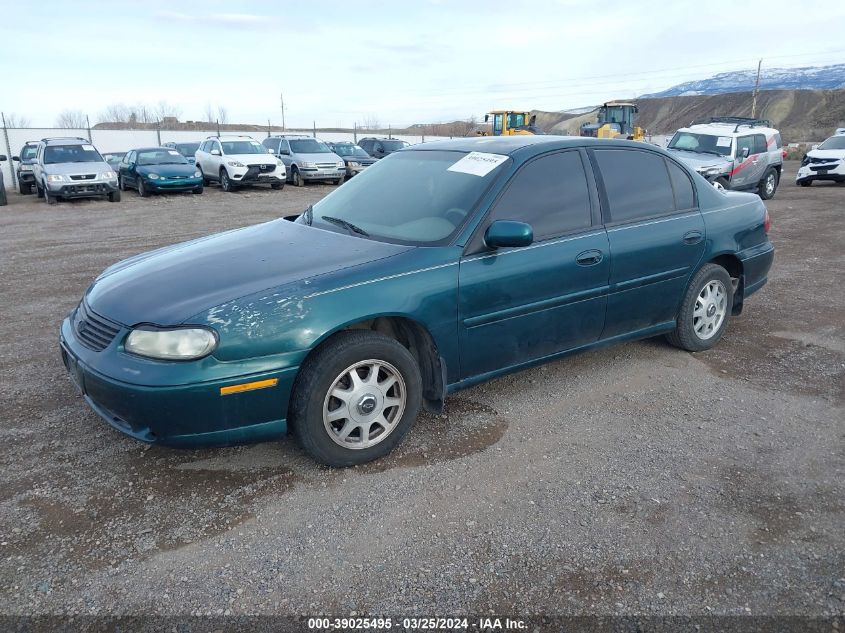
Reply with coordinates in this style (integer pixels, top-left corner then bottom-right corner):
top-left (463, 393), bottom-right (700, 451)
top-left (21, 145), bottom-right (38, 160)
top-left (818, 136), bottom-right (845, 150)
top-left (174, 142), bottom-right (200, 156)
top-left (103, 153), bottom-right (124, 163)
top-left (301, 150), bottom-right (510, 245)
top-left (382, 140), bottom-right (410, 152)
top-left (290, 139), bottom-right (331, 154)
top-left (137, 149), bottom-right (188, 165)
top-left (43, 144), bottom-right (103, 164)
top-left (331, 144), bottom-right (357, 156)
top-left (221, 140), bottom-right (266, 154)
top-left (668, 132), bottom-right (732, 156)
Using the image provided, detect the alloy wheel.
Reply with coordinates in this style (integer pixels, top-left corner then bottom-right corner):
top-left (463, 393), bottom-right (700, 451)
top-left (693, 280), bottom-right (727, 340)
top-left (322, 360), bottom-right (406, 450)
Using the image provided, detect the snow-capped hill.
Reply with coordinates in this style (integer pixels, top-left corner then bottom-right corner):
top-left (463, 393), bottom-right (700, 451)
top-left (642, 64), bottom-right (845, 98)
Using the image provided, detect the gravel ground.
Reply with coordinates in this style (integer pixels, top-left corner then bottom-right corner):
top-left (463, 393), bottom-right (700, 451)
top-left (0, 165), bottom-right (842, 624)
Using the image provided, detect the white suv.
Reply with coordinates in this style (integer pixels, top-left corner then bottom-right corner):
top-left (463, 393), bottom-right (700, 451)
top-left (194, 135), bottom-right (286, 192)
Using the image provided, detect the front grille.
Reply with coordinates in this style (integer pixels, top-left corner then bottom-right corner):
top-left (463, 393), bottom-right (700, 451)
top-left (316, 163), bottom-right (337, 169)
top-left (74, 302), bottom-right (120, 351)
top-left (69, 174), bottom-right (96, 181)
top-left (62, 184), bottom-right (109, 193)
top-left (249, 163), bottom-right (275, 172)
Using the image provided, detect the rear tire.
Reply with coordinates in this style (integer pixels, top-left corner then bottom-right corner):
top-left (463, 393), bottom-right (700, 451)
top-left (666, 263), bottom-right (733, 352)
top-left (289, 330), bottom-right (422, 467)
top-left (758, 168), bottom-right (778, 200)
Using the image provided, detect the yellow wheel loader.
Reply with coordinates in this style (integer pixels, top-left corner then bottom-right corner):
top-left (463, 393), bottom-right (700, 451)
top-left (580, 101), bottom-right (645, 141)
top-left (482, 111), bottom-right (539, 136)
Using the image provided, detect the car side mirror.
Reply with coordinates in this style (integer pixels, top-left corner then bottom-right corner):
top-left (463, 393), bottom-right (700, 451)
top-left (739, 147), bottom-right (750, 159)
top-left (0, 155), bottom-right (6, 162)
top-left (485, 220), bottom-right (534, 249)
top-left (12, 156), bottom-right (20, 161)
top-left (211, 149), bottom-right (220, 156)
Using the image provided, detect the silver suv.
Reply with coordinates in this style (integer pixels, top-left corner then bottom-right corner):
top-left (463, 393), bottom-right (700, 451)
top-left (262, 135), bottom-right (345, 186)
top-left (665, 117), bottom-right (784, 200)
top-left (33, 137), bottom-right (120, 204)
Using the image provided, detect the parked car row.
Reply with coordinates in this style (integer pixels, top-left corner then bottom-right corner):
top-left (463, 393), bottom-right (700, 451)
top-left (2, 133), bottom-right (415, 204)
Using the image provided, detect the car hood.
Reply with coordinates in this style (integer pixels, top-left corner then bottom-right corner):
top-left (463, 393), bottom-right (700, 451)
top-left (296, 152), bottom-right (342, 163)
top-left (807, 149), bottom-right (845, 160)
top-left (86, 219), bottom-right (410, 326)
top-left (226, 153), bottom-right (278, 164)
top-left (137, 163), bottom-right (198, 178)
top-left (666, 149), bottom-right (733, 170)
top-left (45, 161), bottom-right (111, 175)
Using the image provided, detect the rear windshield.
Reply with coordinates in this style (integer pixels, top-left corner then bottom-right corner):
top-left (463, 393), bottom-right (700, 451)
top-left (290, 139), bottom-right (331, 154)
top-left (221, 140), bottom-right (266, 155)
top-left (43, 144), bottom-right (103, 164)
top-left (137, 149), bottom-right (188, 165)
top-left (174, 142), bottom-right (200, 156)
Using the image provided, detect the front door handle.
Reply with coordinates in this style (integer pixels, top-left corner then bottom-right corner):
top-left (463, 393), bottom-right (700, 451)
top-left (683, 230), bottom-right (703, 245)
top-left (576, 249), bottom-right (603, 266)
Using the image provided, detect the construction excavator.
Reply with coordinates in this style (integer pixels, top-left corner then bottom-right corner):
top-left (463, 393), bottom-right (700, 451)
top-left (580, 101), bottom-right (645, 141)
top-left (482, 110), bottom-right (539, 136)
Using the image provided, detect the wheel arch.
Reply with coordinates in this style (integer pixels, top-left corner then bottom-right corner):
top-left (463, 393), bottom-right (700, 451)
top-left (297, 314), bottom-right (446, 415)
top-left (704, 252), bottom-right (745, 315)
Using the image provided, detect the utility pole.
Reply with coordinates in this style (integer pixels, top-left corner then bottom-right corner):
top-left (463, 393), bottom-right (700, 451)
top-left (751, 59), bottom-right (762, 118)
top-left (280, 93), bottom-right (286, 132)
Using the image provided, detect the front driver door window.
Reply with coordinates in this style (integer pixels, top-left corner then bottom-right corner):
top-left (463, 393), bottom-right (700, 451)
top-left (457, 150), bottom-right (609, 378)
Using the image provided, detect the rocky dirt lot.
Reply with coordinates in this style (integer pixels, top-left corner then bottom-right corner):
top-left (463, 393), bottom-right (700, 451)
top-left (0, 164), bottom-right (842, 624)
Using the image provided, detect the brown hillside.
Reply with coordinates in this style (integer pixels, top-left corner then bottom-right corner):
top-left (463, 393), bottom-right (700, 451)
top-left (533, 89), bottom-right (845, 142)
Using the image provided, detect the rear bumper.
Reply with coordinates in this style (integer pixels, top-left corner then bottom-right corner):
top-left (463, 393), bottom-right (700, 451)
top-left (17, 171), bottom-right (35, 184)
top-left (738, 241), bottom-right (774, 299)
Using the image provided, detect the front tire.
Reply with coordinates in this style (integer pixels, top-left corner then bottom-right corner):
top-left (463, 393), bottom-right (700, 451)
top-left (666, 263), bottom-right (733, 352)
top-left (713, 176), bottom-right (729, 190)
top-left (220, 168), bottom-right (235, 192)
top-left (271, 182), bottom-right (284, 190)
top-left (797, 179), bottom-right (812, 187)
top-left (36, 182), bottom-right (44, 198)
top-left (291, 167), bottom-right (303, 187)
top-left (289, 331), bottom-right (422, 467)
top-left (758, 168), bottom-right (779, 199)
top-left (108, 189), bottom-right (121, 202)
top-left (192, 185), bottom-right (203, 194)
top-left (19, 181), bottom-right (32, 195)
top-left (137, 178), bottom-right (149, 197)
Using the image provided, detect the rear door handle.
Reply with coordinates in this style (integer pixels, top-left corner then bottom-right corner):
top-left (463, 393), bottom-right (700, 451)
top-left (683, 230), bottom-right (703, 245)
top-left (576, 249), bottom-right (603, 266)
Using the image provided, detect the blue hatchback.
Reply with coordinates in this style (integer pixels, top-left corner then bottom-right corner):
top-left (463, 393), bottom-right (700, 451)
top-left (61, 136), bottom-right (773, 466)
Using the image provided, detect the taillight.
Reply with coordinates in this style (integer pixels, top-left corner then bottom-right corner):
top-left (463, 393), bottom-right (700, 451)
top-left (764, 209), bottom-right (771, 234)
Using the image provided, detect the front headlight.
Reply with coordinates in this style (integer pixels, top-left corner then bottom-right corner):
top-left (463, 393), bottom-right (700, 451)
top-left (125, 326), bottom-right (218, 360)
top-left (47, 174), bottom-right (65, 182)
top-left (277, 159), bottom-right (284, 166)
top-left (301, 161), bottom-right (316, 168)
top-left (697, 165), bottom-right (724, 177)
top-left (147, 173), bottom-right (160, 180)
top-left (227, 160), bottom-right (244, 168)
top-left (100, 171), bottom-right (116, 180)
top-left (194, 170), bottom-right (202, 178)
top-left (336, 162), bottom-right (344, 168)
top-left (348, 161), bottom-right (360, 168)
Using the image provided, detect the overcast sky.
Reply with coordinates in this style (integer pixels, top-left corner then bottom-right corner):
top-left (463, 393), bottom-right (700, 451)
top-left (2, 0), bottom-right (843, 128)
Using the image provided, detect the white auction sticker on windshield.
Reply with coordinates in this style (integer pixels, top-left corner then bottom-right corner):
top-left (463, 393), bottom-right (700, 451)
top-left (448, 152), bottom-right (508, 177)
top-left (82, 144), bottom-right (95, 151)
top-left (716, 136), bottom-right (732, 147)
top-left (167, 150), bottom-right (181, 156)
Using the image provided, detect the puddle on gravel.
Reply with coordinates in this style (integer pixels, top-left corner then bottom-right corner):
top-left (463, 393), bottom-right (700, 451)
top-left (13, 452), bottom-right (298, 569)
top-left (359, 398), bottom-right (509, 473)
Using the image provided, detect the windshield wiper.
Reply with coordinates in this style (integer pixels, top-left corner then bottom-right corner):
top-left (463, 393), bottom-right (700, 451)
top-left (303, 205), bottom-right (313, 225)
top-left (320, 215), bottom-right (369, 237)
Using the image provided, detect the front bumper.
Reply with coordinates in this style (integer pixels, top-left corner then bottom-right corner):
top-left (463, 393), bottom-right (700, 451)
top-left (797, 161), bottom-right (845, 182)
top-left (231, 165), bottom-right (286, 185)
top-left (300, 167), bottom-right (345, 181)
top-left (47, 179), bottom-right (118, 197)
top-left (345, 163), bottom-right (372, 177)
top-left (60, 313), bottom-right (298, 447)
top-left (17, 170), bottom-right (35, 184)
top-left (146, 176), bottom-right (203, 191)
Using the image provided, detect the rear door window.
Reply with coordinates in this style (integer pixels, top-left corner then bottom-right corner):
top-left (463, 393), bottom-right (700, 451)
top-left (488, 150), bottom-right (593, 240)
top-left (666, 160), bottom-right (696, 211)
top-left (752, 134), bottom-right (768, 155)
top-left (593, 149), bottom-right (676, 223)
